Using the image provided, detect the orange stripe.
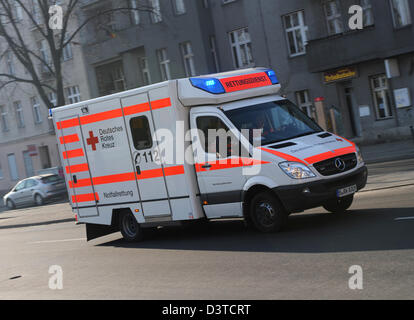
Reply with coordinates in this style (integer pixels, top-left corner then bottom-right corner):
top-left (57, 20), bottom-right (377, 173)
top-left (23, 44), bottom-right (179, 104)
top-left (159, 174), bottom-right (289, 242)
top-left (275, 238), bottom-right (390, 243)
top-left (69, 178), bottom-right (92, 189)
top-left (195, 158), bottom-right (270, 173)
top-left (80, 108), bottom-right (123, 125)
top-left (60, 134), bottom-right (79, 145)
top-left (69, 166), bottom-right (186, 188)
top-left (305, 146), bottom-right (356, 164)
top-left (63, 148), bottom-right (84, 159)
top-left (58, 118), bottom-right (79, 130)
top-left (66, 163), bottom-right (89, 174)
top-left (72, 193), bottom-right (98, 203)
top-left (123, 102), bottom-right (150, 116)
top-left (259, 147), bottom-right (308, 165)
top-left (151, 98), bottom-right (171, 110)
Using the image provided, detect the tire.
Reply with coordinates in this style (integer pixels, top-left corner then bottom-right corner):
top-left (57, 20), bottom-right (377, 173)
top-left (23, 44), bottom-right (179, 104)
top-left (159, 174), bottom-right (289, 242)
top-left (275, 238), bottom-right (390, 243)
top-left (34, 194), bottom-right (44, 206)
top-left (249, 191), bottom-right (287, 233)
top-left (323, 195), bottom-right (354, 214)
top-left (6, 199), bottom-right (15, 210)
top-left (119, 211), bottom-right (143, 242)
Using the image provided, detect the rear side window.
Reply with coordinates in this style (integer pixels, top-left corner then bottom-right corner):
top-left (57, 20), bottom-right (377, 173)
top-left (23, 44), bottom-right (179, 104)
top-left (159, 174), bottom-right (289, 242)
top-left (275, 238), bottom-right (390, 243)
top-left (41, 175), bottom-right (61, 184)
top-left (26, 179), bottom-right (38, 188)
top-left (130, 116), bottom-right (153, 150)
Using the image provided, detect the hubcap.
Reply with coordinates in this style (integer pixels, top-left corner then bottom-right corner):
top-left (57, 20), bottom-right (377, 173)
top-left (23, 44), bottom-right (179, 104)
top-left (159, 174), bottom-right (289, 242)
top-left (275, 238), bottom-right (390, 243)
top-left (122, 215), bottom-right (137, 238)
top-left (35, 195), bottom-right (42, 205)
top-left (256, 201), bottom-right (276, 227)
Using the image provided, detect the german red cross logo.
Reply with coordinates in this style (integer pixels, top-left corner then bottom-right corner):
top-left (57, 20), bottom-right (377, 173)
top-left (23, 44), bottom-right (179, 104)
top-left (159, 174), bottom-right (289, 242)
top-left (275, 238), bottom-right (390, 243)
top-left (86, 131), bottom-right (99, 151)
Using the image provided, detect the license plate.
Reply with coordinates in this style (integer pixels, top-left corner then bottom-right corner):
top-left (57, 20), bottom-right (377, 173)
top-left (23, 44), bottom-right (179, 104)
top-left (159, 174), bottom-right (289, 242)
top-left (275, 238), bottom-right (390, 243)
top-left (336, 185), bottom-right (357, 198)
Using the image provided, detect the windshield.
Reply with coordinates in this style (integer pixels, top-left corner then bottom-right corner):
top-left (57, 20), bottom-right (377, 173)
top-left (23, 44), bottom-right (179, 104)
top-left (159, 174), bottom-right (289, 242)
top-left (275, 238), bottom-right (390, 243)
top-left (224, 99), bottom-right (323, 146)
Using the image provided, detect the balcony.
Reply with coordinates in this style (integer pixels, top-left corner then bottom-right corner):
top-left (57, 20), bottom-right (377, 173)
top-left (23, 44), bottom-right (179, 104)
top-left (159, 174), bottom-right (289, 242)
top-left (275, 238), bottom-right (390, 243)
top-left (306, 25), bottom-right (414, 73)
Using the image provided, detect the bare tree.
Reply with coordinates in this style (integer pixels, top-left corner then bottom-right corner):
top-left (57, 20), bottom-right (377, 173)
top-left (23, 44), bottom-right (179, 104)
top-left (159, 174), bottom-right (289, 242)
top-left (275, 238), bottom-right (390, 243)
top-left (0, 0), bottom-right (154, 109)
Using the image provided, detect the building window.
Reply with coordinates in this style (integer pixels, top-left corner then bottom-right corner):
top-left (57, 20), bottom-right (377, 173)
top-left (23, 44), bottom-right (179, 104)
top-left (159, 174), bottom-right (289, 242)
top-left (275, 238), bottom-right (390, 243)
top-left (371, 74), bottom-right (393, 119)
top-left (31, 97), bottom-right (42, 123)
top-left (14, 2), bottom-right (23, 21)
top-left (229, 28), bottom-right (254, 69)
top-left (14, 101), bottom-right (25, 128)
top-left (173, 0), bottom-right (186, 15)
top-left (96, 61), bottom-right (126, 96)
top-left (324, 0), bottom-right (343, 35)
top-left (157, 48), bottom-right (171, 81)
top-left (130, 0), bottom-right (140, 25)
top-left (66, 86), bottom-right (81, 104)
top-left (180, 42), bottom-right (196, 77)
top-left (39, 39), bottom-right (51, 72)
top-left (283, 11), bottom-right (308, 57)
top-left (390, 0), bottom-right (412, 28)
top-left (31, 0), bottom-right (41, 25)
top-left (62, 36), bottom-right (73, 61)
top-left (6, 51), bottom-right (15, 75)
top-left (7, 154), bottom-right (19, 181)
top-left (360, 0), bottom-right (374, 26)
top-left (48, 92), bottom-right (57, 107)
top-left (1, 106), bottom-right (9, 132)
top-left (296, 90), bottom-right (314, 118)
top-left (150, 0), bottom-right (162, 23)
top-left (140, 57), bottom-right (151, 85)
top-left (209, 36), bottom-right (220, 73)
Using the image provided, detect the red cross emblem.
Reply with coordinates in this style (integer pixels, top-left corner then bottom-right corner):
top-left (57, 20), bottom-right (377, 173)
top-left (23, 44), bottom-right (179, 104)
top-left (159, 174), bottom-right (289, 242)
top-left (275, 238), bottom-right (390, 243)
top-left (86, 131), bottom-right (99, 151)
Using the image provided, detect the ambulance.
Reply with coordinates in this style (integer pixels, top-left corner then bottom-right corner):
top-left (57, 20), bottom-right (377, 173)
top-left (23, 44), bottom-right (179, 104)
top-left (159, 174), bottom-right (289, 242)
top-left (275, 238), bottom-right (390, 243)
top-left (51, 68), bottom-right (368, 242)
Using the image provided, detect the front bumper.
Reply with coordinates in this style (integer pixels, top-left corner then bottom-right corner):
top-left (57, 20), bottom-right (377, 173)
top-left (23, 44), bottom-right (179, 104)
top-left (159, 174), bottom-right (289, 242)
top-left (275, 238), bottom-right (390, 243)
top-left (273, 166), bottom-right (368, 213)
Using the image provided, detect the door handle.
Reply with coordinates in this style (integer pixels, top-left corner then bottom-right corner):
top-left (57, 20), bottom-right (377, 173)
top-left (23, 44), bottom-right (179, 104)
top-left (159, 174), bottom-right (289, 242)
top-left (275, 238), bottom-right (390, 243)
top-left (202, 164), bottom-right (212, 169)
top-left (136, 166), bottom-right (141, 175)
top-left (73, 175), bottom-right (78, 184)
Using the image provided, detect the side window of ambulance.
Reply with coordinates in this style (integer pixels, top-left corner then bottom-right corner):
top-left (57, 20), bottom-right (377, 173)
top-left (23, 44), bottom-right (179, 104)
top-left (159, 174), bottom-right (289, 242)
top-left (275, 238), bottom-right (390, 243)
top-left (196, 116), bottom-right (244, 159)
top-left (129, 116), bottom-right (153, 150)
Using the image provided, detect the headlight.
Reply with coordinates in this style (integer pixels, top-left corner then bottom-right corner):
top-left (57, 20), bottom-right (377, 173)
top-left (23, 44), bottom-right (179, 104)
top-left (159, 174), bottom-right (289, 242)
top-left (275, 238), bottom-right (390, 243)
top-left (356, 146), bottom-right (364, 164)
top-left (279, 162), bottom-right (316, 179)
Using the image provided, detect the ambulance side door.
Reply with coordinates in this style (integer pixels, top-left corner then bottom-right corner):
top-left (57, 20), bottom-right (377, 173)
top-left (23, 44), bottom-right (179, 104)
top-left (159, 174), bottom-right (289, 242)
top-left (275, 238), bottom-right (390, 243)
top-left (58, 114), bottom-right (99, 218)
top-left (190, 109), bottom-right (247, 219)
top-left (121, 93), bottom-right (172, 219)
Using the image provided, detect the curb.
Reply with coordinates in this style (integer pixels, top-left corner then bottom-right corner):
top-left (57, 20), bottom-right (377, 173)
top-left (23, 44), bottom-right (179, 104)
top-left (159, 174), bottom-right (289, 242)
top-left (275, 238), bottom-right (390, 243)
top-left (360, 183), bottom-right (414, 193)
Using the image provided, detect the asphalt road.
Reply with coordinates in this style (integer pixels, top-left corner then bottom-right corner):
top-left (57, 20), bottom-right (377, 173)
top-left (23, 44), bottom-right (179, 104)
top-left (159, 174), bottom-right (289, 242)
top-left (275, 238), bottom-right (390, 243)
top-left (0, 173), bottom-right (413, 299)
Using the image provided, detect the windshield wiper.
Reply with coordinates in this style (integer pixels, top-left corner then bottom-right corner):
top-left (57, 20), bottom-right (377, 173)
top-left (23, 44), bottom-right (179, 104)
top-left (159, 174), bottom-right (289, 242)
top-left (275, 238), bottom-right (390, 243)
top-left (264, 131), bottom-right (321, 145)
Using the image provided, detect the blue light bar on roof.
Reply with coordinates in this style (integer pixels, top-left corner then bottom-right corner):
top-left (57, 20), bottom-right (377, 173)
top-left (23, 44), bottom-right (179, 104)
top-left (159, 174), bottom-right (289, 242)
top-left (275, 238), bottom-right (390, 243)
top-left (189, 77), bottom-right (225, 94)
top-left (265, 69), bottom-right (279, 85)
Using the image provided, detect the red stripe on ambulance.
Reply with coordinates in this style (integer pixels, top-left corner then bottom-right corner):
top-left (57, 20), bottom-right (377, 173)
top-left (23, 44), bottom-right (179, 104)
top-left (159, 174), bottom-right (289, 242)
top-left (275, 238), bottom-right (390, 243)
top-left (60, 134), bottom-right (79, 144)
top-left (72, 193), bottom-right (99, 203)
top-left (195, 158), bottom-right (270, 173)
top-left (66, 163), bottom-right (89, 174)
top-left (304, 146), bottom-right (356, 164)
top-left (63, 148), bottom-right (85, 159)
top-left (69, 166), bottom-right (185, 188)
top-left (259, 147), bottom-right (308, 165)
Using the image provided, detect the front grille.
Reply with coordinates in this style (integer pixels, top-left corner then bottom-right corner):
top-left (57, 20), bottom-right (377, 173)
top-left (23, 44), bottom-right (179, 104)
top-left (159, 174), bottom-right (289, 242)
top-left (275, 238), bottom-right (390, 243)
top-left (313, 153), bottom-right (357, 176)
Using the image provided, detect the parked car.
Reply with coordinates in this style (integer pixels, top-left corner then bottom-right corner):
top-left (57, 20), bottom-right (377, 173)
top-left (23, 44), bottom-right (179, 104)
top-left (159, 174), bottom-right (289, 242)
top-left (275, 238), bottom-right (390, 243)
top-left (37, 166), bottom-right (64, 178)
top-left (3, 174), bottom-right (67, 210)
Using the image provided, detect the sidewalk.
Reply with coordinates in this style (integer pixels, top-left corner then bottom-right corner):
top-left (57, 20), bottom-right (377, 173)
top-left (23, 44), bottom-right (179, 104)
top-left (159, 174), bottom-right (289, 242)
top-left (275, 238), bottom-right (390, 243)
top-left (359, 139), bottom-right (414, 164)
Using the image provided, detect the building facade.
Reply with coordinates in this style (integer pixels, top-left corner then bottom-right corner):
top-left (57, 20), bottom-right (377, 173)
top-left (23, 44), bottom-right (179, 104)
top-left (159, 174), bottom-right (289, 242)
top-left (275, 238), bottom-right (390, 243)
top-left (0, 1), bottom-right (92, 194)
top-left (81, 0), bottom-right (414, 145)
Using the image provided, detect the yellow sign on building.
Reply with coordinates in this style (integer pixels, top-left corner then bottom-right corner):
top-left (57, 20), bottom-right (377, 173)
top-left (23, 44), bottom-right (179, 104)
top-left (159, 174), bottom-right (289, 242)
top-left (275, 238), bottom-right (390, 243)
top-left (324, 67), bottom-right (357, 83)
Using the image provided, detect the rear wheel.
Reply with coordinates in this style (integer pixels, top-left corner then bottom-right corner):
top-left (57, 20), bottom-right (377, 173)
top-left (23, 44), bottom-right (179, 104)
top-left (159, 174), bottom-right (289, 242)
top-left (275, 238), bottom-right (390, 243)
top-left (323, 195), bottom-right (354, 214)
top-left (6, 199), bottom-right (15, 210)
top-left (249, 191), bottom-right (287, 233)
top-left (119, 211), bottom-right (143, 242)
top-left (34, 194), bottom-right (44, 206)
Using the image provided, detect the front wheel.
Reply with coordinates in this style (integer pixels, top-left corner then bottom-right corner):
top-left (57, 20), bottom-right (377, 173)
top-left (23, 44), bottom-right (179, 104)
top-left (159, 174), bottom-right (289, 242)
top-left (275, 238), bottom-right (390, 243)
top-left (34, 194), bottom-right (44, 206)
top-left (6, 199), bottom-right (15, 210)
top-left (119, 211), bottom-right (143, 242)
top-left (323, 195), bottom-right (354, 214)
top-left (249, 191), bottom-right (287, 233)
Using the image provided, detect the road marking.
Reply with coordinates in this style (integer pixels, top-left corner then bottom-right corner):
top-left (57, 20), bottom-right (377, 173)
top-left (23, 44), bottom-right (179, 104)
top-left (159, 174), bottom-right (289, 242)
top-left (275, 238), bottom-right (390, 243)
top-left (28, 238), bottom-right (86, 244)
top-left (394, 217), bottom-right (414, 221)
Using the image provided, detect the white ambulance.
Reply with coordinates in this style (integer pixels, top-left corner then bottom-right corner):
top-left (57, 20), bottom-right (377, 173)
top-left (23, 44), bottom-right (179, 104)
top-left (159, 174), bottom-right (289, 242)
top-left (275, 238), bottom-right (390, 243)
top-left (51, 68), bottom-right (367, 241)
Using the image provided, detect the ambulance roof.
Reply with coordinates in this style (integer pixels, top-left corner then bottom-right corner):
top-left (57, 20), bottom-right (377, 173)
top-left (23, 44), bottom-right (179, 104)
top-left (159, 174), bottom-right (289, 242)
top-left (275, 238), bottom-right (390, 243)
top-left (177, 67), bottom-right (281, 107)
